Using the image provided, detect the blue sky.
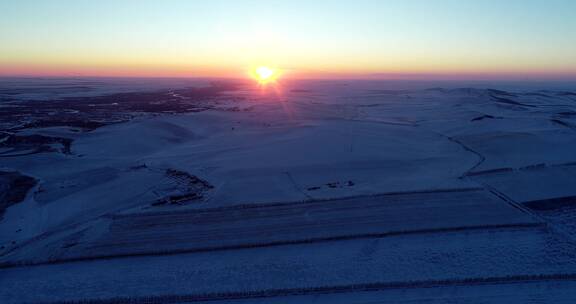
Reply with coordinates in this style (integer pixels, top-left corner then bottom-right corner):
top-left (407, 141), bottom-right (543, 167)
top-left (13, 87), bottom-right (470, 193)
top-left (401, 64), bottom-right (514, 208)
top-left (1, 0), bottom-right (575, 78)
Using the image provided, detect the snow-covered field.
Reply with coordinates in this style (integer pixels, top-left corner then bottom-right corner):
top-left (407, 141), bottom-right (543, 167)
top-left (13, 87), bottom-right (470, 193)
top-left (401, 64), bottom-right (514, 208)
top-left (1, 77), bottom-right (576, 303)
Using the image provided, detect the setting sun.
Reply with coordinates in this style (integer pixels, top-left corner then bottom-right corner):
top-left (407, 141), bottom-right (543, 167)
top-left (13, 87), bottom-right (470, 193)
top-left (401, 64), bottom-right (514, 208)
top-left (254, 66), bottom-right (277, 83)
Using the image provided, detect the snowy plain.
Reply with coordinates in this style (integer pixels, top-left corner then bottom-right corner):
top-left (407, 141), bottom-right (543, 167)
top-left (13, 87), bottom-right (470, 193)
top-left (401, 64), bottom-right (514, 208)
top-left (1, 77), bottom-right (576, 303)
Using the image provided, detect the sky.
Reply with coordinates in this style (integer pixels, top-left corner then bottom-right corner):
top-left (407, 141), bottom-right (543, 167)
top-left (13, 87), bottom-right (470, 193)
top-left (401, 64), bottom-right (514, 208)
top-left (1, 0), bottom-right (575, 80)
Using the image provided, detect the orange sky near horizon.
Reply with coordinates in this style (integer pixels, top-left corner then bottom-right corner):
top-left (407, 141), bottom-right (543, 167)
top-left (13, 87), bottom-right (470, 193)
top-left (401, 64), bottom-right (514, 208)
top-left (3, 62), bottom-right (574, 81)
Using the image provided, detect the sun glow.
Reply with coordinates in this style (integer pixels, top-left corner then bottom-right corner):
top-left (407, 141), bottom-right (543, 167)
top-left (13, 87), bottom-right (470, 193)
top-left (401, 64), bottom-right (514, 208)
top-left (253, 66), bottom-right (278, 84)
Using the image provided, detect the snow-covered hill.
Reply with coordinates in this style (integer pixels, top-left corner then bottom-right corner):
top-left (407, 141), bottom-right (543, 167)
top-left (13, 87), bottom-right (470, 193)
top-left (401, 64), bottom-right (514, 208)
top-left (1, 78), bottom-right (576, 303)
